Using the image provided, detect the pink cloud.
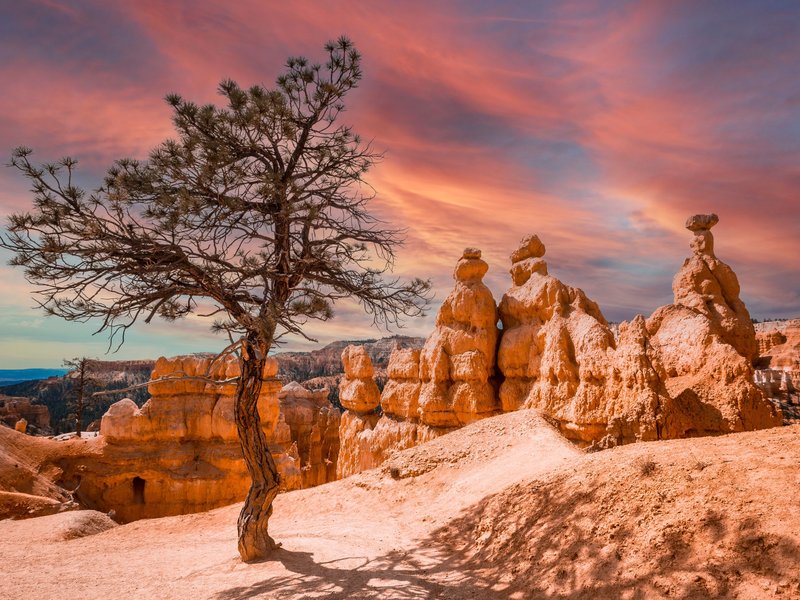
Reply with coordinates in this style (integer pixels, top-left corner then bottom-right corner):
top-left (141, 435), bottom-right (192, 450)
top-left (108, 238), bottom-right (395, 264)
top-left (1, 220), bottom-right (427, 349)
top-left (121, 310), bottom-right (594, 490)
top-left (1, 0), bottom-right (798, 367)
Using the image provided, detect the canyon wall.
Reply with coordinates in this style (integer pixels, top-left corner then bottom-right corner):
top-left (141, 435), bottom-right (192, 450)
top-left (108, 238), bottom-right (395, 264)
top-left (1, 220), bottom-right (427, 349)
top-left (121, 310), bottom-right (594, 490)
top-left (497, 234), bottom-right (616, 439)
top-left (755, 320), bottom-right (800, 422)
top-left (336, 346), bottom-right (446, 478)
top-left (76, 355), bottom-right (299, 522)
top-left (61, 356), bottom-right (342, 522)
top-left (278, 382), bottom-right (340, 488)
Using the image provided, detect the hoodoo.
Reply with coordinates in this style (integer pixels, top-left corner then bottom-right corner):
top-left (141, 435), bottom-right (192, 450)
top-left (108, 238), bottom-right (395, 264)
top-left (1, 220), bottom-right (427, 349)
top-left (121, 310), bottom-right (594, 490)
top-left (337, 248), bottom-right (501, 477)
top-left (497, 234), bottom-right (616, 442)
top-left (339, 215), bottom-right (783, 471)
top-left (644, 214), bottom-right (782, 437)
top-left (418, 247), bottom-right (500, 426)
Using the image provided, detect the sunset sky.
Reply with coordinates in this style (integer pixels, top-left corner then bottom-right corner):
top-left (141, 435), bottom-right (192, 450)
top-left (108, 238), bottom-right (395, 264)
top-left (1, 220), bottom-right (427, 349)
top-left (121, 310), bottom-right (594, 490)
top-left (1, 0), bottom-right (799, 368)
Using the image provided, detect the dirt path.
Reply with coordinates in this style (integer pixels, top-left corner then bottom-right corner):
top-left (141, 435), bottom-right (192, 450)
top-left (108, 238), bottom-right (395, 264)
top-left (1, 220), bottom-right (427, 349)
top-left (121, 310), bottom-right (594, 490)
top-left (1, 413), bottom-right (798, 599)
top-left (0, 411), bottom-right (576, 599)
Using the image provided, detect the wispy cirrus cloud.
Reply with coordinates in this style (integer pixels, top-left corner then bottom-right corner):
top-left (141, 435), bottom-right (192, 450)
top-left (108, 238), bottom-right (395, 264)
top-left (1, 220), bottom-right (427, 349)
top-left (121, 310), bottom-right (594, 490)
top-left (0, 0), bottom-right (797, 367)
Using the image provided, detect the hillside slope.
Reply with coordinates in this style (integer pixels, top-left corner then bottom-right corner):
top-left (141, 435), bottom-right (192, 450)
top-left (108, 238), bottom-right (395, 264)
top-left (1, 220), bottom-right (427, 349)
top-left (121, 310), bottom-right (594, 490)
top-left (1, 411), bottom-right (798, 599)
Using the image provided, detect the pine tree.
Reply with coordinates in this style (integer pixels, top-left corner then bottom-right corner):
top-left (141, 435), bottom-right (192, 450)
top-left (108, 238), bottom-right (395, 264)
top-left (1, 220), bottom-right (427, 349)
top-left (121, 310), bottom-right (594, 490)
top-left (2, 37), bottom-right (430, 561)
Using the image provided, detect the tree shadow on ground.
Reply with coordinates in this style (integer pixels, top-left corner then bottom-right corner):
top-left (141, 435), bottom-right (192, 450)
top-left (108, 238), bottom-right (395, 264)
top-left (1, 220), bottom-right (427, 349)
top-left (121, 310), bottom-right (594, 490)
top-left (214, 460), bottom-right (800, 599)
top-left (213, 544), bottom-right (487, 599)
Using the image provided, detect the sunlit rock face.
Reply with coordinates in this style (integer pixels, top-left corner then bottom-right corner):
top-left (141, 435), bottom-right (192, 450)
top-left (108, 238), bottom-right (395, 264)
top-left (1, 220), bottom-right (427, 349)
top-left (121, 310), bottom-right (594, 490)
top-left (74, 355), bottom-right (303, 523)
top-left (337, 248), bottom-right (498, 477)
top-left (339, 346), bottom-right (381, 415)
top-left (0, 396), bottom-right (50, 432)
top-left (671, 214), bottom-right (758, 362)
top-left (757, 328), bottom-right (788, 357)
top-left (497, 235), bottom-right (617, 440)
top-left (643, 215), bottom-right (782, 438)
top-left (335, 220), bottom-right (782, 471)
top-left (497, 217), bottom-right (782, 445)
top-left (418, 248), bottom-right (500, 427)
top-left (278, 382), bottom-right (340, 488)
top-left (336, 345), bottom-right (451, 479)
top-left (754, 320), bottom-right (800, 422)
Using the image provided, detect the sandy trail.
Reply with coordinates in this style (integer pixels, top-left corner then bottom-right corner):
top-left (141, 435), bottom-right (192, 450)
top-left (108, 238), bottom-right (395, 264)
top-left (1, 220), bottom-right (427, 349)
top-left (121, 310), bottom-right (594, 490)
top-left (0, 410), bottom-right (577, 599)
top-left (2, 412), bottom-right (799, 599)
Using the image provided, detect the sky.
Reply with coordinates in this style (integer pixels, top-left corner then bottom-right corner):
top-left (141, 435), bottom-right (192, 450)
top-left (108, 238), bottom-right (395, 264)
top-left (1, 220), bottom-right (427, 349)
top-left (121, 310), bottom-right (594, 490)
top-left (0, 0), bottom-right (798, 368)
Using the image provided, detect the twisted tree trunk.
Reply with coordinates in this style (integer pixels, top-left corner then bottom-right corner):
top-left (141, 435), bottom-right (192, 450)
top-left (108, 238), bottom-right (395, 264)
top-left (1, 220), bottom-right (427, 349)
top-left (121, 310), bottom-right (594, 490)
top-left (234, 339), bottom-right (281, 562)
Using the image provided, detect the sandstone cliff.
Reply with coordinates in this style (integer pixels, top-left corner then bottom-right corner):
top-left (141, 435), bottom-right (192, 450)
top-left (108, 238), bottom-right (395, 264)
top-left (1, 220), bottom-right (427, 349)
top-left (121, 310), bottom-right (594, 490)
top-left (84, 355), bottom-right (301, 522)
top-left (755, 319), bottom-right (800, 422)
top-left (278, 382), bottom-right (340, 488)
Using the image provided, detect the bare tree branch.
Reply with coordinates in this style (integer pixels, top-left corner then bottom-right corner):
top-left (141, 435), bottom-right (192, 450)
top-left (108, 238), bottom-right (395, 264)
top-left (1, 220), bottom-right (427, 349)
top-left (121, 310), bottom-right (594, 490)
top-left (2, 37), bottom-right (431, 562)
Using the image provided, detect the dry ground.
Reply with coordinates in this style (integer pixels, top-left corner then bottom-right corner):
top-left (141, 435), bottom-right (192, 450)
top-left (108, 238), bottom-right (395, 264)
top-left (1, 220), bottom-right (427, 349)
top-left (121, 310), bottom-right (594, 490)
top-left (1, 411), bottom-right (798, 599)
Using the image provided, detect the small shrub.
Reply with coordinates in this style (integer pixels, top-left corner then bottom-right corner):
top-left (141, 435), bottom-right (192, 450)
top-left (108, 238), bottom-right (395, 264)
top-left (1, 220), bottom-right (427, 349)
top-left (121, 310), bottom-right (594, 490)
top-left (639, 457), bottom-right (657, 476)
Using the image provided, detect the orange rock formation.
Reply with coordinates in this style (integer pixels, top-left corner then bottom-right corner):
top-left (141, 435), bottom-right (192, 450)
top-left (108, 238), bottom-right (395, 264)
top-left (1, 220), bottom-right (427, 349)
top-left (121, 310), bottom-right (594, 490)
top-left (337, 248), bottom-right (501, 477)
top-left (755, 319), bottom-right (800, 419)
top-left (336, 346), bottom-right (446, 478)
top-left (337, 215), bottom-right (783, 474)
top-left (641, 215), bottom-right (782, 439)
top-left (418, 248), bottom-right (500, 426)
top-left (82, 355), bottom-right (302, 521)
top-left (0, 396), bottom-right (50, 432)
top-left (497, 234), bottom-right (615, 438)
top-left (278, 382), bottom-right (340, 488)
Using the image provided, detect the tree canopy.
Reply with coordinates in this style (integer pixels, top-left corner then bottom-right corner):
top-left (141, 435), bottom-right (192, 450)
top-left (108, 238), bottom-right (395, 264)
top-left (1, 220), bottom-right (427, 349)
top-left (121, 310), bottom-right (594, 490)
top-left (4, 36), bottom-right (429, 350)
top-left (2, 36), bottom-right (430, 561)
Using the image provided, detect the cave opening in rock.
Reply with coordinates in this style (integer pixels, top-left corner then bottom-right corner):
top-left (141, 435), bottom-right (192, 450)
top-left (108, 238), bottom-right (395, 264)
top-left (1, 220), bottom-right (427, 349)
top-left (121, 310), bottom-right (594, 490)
top-left (132, 476), bottom-right (146, 505)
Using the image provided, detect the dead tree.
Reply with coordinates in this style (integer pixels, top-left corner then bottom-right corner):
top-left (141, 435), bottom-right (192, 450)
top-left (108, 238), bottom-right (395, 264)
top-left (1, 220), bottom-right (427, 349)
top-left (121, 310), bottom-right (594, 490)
top-left (63, 356), bottom-right (97, 436)
top-left (2, 37), bottom-right (430, 561)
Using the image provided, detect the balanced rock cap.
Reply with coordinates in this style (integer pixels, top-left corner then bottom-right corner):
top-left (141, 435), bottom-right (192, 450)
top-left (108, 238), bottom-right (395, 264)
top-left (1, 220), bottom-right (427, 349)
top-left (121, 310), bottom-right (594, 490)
top-left (510, 234), bottom-right (545, 263)
top-left (685, 214), bottom-right (719, 232)
top-left (462, 247), bottom-right (482, 259)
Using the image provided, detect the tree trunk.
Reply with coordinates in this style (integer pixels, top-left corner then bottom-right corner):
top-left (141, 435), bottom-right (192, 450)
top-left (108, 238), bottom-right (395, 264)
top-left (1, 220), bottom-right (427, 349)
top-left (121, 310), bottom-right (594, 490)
top-left (234, 339), bottom-right (281, 562)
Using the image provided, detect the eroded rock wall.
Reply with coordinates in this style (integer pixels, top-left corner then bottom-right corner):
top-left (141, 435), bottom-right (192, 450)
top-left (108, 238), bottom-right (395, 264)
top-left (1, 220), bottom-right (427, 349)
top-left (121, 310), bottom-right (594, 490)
top-left (0, 396), bottom-right (50, 432)
top-left (336, 346), bottom-right (451, 478)
top-left (74, 355), bottom-right (300, 522)
top-left (336, 221), bottom-right (783, 477)
top-left (497, 215), bottom-right (782, 444)
top-left (278, 382), bottom-right (340, 488)
top-left (755, 320), bottom-right (800, 422)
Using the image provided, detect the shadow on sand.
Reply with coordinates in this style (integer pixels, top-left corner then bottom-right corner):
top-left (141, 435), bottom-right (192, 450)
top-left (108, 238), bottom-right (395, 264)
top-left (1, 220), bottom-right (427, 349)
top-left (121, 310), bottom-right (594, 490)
top-left (214, 460), bottom-right (800, 599)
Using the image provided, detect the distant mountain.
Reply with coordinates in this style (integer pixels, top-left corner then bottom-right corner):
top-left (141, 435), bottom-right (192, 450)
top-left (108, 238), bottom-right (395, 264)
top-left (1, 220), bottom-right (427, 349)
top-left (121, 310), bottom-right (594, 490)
top-left (0, 361), bottom-right (153, 434)
top-left (0, 369), bottom-right (69, 386)
top-left (273, 335), bottom-right (425, 383)
top-left (0, 337), bottom-right (426, 433)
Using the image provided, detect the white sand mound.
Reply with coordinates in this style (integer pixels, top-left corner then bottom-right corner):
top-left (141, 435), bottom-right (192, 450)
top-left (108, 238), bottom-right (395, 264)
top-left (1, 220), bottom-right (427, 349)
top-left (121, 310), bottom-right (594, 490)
top-left (1, 509), bottom-right (118, 542)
